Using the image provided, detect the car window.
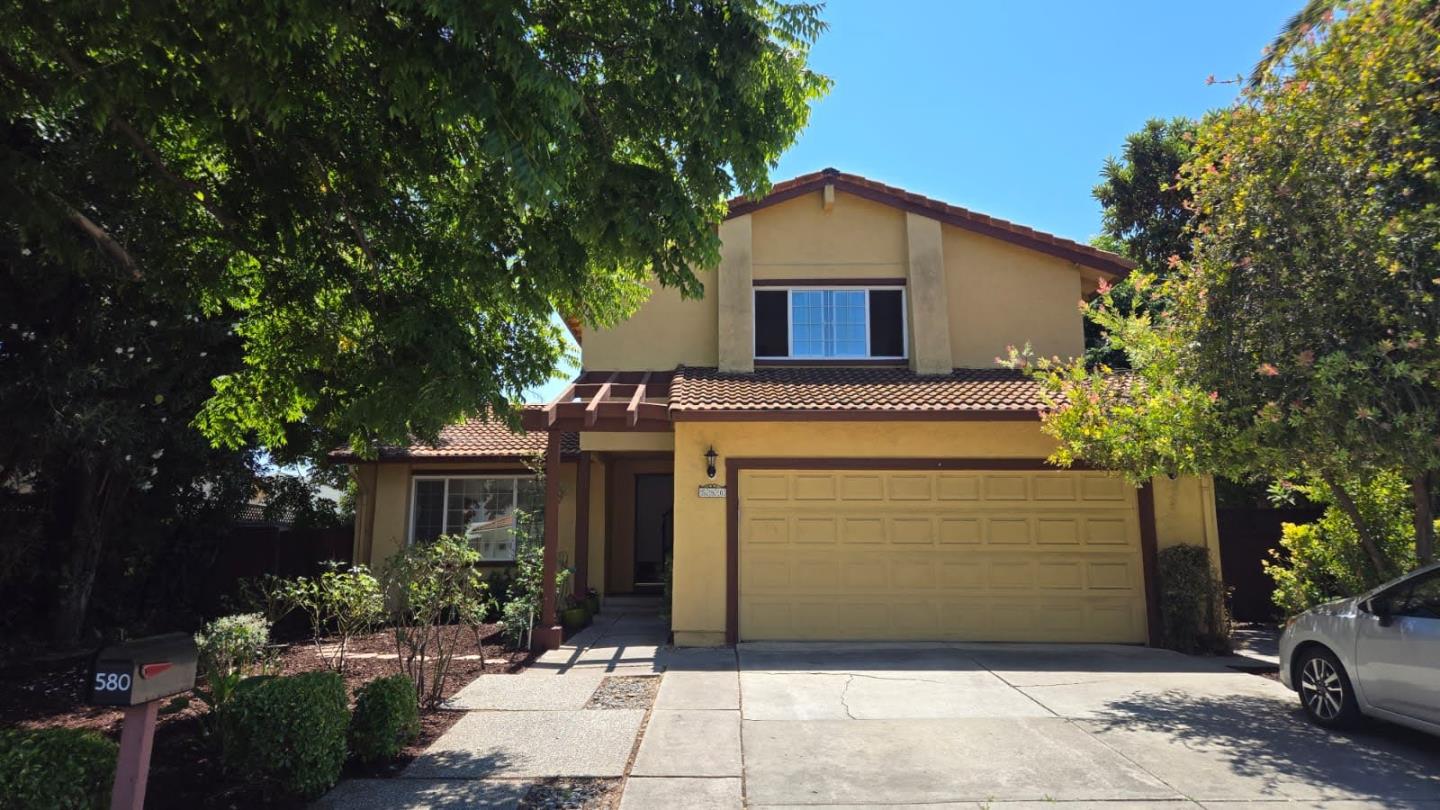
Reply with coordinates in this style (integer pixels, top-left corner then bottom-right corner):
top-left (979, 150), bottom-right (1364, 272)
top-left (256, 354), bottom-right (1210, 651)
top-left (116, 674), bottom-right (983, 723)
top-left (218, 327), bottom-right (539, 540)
top-left (1393, 571), bottom-right (1440, 620)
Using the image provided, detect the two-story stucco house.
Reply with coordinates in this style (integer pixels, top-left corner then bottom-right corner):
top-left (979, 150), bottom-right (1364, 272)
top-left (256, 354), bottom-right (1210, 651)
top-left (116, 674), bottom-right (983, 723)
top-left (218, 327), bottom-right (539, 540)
top-left (341, 169), bottom-right (1221, 650)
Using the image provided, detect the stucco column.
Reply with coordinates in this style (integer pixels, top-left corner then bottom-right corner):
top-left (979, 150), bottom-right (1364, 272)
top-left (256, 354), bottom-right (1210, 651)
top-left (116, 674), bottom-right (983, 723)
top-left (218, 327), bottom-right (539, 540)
top-left (533, 431), bottom-right (563, 650)
top-left (717, 214), bottom-right (754, 373)
top-left (904, 212), bottom-right (953, 375)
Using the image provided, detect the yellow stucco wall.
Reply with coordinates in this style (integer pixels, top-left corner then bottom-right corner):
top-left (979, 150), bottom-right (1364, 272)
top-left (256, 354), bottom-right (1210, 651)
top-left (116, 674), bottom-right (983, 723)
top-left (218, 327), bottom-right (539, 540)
top-left (1152, 474), bottom-right (1223, 567)
top-left (583, 188), bottom-right (1092, 375)
top-left (580, 269), bottom-right (718, 371)
top-left (943, 227), bottom-right (1086, 367)
top-left (353, 460), bottom-right (579, 575)
top-left (750, 190), bottom-right (908, 279)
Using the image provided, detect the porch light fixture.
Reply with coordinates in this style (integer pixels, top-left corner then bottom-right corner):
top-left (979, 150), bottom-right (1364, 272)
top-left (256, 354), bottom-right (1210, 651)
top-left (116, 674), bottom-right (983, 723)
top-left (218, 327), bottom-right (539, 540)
top-left (705, 446), bottom-right (718, 480)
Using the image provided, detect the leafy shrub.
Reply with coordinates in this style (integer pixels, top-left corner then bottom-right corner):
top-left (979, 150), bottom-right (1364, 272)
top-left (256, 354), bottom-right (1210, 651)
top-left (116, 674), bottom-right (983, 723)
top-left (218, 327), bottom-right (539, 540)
top-left (194, 612), bottom-right (271, 715)
top-left (348, 674), bottom-right (420, 763)
top-left (285, 562), bottom-right (385, 674)
top-left (500, 539), bottom-right (572, 648)
top-left (1265, 471), bottom-right (1427, 616)
top-left (0, 727), bottom-right (117, 810)
top-left (1157, 544), bottom-right (1231, 654)
top-left (382, 534), bottom-right (491, 708)
top-left (221, 671), bottom-right (349, 800)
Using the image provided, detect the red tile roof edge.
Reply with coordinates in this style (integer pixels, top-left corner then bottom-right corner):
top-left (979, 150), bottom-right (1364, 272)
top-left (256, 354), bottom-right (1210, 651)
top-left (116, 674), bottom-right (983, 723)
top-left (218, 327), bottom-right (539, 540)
top-left (726, 168), bottom-right (1135, 278)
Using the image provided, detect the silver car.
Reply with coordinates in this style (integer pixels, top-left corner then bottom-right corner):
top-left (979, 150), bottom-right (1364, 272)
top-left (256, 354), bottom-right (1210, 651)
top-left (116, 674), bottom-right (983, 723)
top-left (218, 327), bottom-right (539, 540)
top-left (1279, 561), bottom-right (1440, 735)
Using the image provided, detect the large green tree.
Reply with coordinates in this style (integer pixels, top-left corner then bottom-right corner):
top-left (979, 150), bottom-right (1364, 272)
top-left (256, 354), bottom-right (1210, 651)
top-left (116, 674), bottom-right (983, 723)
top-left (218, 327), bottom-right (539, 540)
top-left (2, 0), bottom-right (827, 641)
top-left (1015, 0), bottom-right (1440, 574)
top-left (1085, 117), bottom-right (1197, 365)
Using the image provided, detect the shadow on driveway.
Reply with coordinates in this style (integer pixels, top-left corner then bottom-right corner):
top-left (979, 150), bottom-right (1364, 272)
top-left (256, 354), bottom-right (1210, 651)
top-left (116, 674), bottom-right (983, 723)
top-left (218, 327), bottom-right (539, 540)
top-left (1088, 690), bottom-right (1440, 801)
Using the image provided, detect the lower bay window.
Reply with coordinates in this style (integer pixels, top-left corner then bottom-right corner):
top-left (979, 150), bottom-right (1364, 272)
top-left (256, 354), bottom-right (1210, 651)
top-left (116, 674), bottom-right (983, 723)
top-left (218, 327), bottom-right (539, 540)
top-left (409, 475), bottom-right (544, 561)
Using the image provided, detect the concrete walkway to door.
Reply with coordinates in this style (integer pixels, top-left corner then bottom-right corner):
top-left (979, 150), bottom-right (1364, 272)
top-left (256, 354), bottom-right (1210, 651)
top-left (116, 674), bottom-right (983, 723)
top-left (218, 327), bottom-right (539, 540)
top-left (737, 642), bottom-right (1440, 808)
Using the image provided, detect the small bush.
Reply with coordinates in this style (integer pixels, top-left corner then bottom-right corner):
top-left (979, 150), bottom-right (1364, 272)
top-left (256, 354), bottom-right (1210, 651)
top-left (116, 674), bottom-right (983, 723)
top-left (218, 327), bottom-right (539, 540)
top-left (0, 727), bottom-right (117, 810)
top-left (349, 675), bottom-right (420, 763)
top-left (221, 671), bottom-right (349, 800)
top-left (384, 535), bottom-right (494, 707)
top-left (1157, 544), bottom-right (1231, 654)
top-left (195, 612), bottom-right (271, 714)
top-left (284, 562), bottom-right (386, 675)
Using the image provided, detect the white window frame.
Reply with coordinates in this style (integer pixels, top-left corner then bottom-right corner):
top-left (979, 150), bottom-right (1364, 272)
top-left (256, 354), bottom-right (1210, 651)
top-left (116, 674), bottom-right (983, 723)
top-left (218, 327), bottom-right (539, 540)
top-left (753, 286), bottom-right (908, 361)
top-left (407, 474), bottom-right (542, 560)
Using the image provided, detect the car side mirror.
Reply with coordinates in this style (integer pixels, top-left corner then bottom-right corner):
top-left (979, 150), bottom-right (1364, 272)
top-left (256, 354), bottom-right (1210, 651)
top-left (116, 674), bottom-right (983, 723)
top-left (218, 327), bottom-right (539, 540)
top-left (1368, 598), bottom-right (1396, 628)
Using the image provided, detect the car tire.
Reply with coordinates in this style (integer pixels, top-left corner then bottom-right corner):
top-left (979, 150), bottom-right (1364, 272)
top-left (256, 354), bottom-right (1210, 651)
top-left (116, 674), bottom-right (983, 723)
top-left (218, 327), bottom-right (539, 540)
top-left (1295, 646), bottom-right (1361, 729)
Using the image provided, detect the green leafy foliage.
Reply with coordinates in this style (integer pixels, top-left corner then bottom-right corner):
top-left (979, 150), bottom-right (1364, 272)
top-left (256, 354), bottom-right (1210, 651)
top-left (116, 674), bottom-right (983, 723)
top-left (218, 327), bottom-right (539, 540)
top-left (382, 535), bottom-right (491, 708)
top-left (1, 0), bottom-right (827, 643)
top-left (348, 674), bottom-right (420, 764)
top-left (194, 612), bottom-right (272, 716)
top-left (1, 0), bottom-right (829, 455)
top-left (1156, 545), bottom-right (1231, 655)
top-left (1014, 0), bottom-right (1440, 574)
top-left (1265, 473), bottom-right (1428, 615)
top-left (0, 727), bottom-right (117, 810)
top-left (220, 672), bottom-right (349, 800)
top-left (283, 562), bottom-right (385, 675)
top-left (499, 537), bottom-right (572, 647)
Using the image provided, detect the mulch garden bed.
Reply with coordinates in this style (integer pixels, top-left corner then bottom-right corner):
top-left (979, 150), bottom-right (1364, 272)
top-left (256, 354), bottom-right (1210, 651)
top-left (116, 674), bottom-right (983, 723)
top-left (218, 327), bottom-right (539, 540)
top-left (0, 624), bottom-right (534, 809)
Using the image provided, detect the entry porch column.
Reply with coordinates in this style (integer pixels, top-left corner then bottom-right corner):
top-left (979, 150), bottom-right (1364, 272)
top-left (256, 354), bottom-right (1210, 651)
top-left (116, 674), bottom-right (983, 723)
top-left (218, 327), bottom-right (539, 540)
top-left (532, 430), bottom-right (564, 651)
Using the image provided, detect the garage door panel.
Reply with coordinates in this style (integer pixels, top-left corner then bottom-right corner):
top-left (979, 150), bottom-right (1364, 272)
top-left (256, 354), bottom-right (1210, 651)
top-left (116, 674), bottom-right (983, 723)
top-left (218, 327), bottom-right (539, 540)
top-left (739, 469), bottom-right (1147, 643)
top-left (793, 517), bottom-right (837, 544)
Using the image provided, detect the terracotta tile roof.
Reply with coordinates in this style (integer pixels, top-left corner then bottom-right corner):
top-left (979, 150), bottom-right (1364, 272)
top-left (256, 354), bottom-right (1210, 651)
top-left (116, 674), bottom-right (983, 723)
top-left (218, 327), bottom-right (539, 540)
top-left (332, 420), bottom-right (578, 461)
top-left (727, 168), bottom-right (1135, 278)
top-left (668, 366), bottom-right (1047, 416)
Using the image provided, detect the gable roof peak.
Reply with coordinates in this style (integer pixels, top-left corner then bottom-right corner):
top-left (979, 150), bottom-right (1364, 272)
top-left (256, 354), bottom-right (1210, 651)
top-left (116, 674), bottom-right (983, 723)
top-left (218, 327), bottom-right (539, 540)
top-left (726, 169), bottom-right (1134, 277)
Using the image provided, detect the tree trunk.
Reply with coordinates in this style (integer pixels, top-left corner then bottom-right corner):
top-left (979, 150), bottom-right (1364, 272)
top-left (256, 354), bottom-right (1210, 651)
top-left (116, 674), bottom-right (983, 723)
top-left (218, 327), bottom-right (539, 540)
top-left (1414, 472), bottom-right (1435, 567)
top-left (49, 457), bottom-right (128, 644)
top-left (1318, 470), bottom-right (1393, 581)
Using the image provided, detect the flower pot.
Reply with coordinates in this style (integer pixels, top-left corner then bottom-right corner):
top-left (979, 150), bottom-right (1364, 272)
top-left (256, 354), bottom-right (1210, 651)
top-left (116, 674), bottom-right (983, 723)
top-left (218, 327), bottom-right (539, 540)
top-left (585, 594), bottom-right (601, 615)
top-left (561, 606), bottom-right (590, 630)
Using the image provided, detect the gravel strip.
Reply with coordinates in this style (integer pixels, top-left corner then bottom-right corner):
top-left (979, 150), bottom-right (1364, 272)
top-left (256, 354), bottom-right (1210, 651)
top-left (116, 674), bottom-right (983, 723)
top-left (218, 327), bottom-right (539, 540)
top-left (585, 675), bottom-right (660, 710)
top-left (520, 777), bottom-right (622, 809)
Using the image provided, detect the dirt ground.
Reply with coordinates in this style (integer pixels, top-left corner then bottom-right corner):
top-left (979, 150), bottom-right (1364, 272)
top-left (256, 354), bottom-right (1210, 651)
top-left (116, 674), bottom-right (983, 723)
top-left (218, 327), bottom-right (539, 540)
top-left (0, 625), bottom-right (534, 809)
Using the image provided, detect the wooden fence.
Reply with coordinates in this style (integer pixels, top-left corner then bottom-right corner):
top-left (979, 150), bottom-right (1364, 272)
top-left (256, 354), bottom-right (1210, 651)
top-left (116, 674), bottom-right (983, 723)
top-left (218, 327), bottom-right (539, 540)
top-left (1217, 507), bottom-right (1323, 622)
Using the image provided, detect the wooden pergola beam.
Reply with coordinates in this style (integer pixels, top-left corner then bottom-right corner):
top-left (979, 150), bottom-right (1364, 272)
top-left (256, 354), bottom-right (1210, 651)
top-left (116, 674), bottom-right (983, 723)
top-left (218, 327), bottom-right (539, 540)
top-left (584, 382), bottom-right (612, 427)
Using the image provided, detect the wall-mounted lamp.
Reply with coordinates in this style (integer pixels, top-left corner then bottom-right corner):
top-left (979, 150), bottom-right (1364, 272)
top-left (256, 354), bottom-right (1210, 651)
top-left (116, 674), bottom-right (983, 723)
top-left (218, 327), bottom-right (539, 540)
top-left (705, 446), bottom-right (719, 480)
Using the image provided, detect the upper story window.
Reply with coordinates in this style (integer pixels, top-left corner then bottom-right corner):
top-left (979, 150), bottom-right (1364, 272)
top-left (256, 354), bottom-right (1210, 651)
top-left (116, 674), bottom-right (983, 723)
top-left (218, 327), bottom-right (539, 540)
top-left (754, 286), bottom-right (906, 360)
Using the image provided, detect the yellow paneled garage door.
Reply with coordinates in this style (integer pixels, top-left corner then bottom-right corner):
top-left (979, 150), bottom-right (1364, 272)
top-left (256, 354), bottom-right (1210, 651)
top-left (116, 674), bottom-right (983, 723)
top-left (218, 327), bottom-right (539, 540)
top-left (738, 468), bottom-right (1148, 643)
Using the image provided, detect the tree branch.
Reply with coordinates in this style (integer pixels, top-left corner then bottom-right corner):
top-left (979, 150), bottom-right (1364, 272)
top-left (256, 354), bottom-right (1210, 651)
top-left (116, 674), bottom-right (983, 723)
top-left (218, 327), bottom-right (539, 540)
top-left (49, 194), bottom-right (141, 280)
top-left (1318, 469), bottom-right (1394, 579)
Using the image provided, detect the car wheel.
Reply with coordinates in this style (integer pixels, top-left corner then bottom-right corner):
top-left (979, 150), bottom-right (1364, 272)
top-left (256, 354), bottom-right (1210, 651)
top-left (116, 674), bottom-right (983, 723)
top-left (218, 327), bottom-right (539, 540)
top-left (1296, 647), bottom-right (1360, 728)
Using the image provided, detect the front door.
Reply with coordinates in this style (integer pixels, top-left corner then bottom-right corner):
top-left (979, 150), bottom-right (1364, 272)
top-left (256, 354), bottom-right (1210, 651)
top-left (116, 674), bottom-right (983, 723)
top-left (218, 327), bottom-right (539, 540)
top-left (1355, 568), bottom-right (1440, 725)
top-left (633, 473), bottom-right (674, 592)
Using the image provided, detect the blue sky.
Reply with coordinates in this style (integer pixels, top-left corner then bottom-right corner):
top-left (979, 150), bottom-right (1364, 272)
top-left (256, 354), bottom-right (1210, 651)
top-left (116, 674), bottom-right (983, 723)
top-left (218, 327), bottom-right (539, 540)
top-left (527, 0), bottom-right (1299, 403)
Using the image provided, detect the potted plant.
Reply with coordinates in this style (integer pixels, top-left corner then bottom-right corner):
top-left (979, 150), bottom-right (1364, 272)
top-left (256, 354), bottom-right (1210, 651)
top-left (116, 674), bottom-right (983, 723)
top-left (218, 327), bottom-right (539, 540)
top-left (585, 588), bottom-right (600, 616)
top-left (560, 604), bottom-right (590, 630)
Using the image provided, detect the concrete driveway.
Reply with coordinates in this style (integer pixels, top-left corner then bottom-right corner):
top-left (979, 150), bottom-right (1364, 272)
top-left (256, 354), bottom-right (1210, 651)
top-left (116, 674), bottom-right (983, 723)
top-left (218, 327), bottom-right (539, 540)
top-left (730, 642), bottom-right (1440, 808)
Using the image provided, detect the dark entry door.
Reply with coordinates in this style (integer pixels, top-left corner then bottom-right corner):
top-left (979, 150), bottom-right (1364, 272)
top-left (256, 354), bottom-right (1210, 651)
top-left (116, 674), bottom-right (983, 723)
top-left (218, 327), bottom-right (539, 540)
top-left (633, 474), bottom-right (674, 591)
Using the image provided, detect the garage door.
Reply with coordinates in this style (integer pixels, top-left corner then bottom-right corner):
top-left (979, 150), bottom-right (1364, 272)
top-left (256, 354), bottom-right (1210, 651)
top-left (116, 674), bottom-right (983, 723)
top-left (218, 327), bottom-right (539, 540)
top-left (738, 468), bottom-right (1148, 642)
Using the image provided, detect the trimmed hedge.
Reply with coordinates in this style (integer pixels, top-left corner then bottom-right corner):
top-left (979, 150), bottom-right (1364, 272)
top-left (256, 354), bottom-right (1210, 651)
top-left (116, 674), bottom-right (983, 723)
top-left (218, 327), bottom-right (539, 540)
top-left (1158, 544), bottom-right (1232, 655)
top-left (0, 727), bottom-right (117, 810)
top-left (349, 674), bottom-right (420, 764)
top-left (221, 671), bottom-right (348, 800)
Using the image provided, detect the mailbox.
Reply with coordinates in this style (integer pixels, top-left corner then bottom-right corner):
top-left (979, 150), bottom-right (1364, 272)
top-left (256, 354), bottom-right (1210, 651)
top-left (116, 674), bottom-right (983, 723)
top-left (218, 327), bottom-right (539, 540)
top-left (88, 632), bottom-right (198, 708)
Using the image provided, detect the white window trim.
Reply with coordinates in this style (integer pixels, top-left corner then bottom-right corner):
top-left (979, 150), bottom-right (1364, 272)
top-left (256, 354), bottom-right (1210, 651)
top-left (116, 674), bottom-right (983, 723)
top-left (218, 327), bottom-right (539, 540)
top-left (753, 286), bottom-right (908, 361)
top-left (407, 474), bottom-right (541, 556)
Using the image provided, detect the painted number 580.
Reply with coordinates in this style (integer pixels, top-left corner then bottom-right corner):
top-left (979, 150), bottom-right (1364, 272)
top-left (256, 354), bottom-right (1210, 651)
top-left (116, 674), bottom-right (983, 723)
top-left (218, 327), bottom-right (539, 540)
top-left (94, 672), bottom-right (130, 692)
